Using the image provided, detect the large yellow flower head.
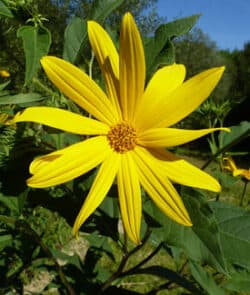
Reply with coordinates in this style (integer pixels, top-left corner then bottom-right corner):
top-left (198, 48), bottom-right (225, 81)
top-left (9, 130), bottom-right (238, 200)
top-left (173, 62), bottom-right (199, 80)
top-left (14, 13), bottom-right (228, 244)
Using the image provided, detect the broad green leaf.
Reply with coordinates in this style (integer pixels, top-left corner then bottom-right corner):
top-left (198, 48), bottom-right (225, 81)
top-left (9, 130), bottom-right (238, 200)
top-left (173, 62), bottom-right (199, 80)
top-left (63, 17), bottom-right (87, 63)
top-left (85, 233), bottom-right (113, 259)
top-left (144, 190), bottom-right (226, 272)
top-left (151, 40), bottom-right (175, 70)
top-left (100, 195), bottom-right (119, 219)
top-left (211, 201), bottom-right (250, 270)
top-left (190, 261), bottom-right (225, 295)
top-left (50, 248), bottom-right (82, 271)
top-left (63, 0), bottom-right (123, 63)
top-left (0, 0), bottom-right (13, 18)
top-left (0, 234), bottom-right (12, 251)
top-left (90, 0), bottom-right (123, 24)
top-left (0, 93), bottom-right (47, 105)
top-left (219, 121), bottom-right (250, 148)
top-left (17, 25), bottom-right (51, 84)
top-left (156, 14), bottom-right (200, 39)
top-left (144, 14), bottom-right (200, 77)
top-left (223, 271), bottom-right (250, 292)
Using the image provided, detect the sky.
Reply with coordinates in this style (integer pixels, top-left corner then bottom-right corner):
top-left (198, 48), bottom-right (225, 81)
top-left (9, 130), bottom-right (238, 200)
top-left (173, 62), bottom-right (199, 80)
top-left (157, 0), bottom-right (250, 51)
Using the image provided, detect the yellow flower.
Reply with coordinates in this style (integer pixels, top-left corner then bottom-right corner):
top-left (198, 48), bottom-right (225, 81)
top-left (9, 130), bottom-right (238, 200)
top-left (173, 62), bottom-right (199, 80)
top-left (223, 157), bottom-right (250, 181)
top-left (13, 13), bottom-right (229, 244)
top-left (0, 70), bottom-right (10, 78)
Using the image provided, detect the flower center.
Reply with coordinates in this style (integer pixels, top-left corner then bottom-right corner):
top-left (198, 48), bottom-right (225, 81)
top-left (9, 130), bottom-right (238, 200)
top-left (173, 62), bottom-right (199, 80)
top-left (107, 122), bottom-right (137, 153)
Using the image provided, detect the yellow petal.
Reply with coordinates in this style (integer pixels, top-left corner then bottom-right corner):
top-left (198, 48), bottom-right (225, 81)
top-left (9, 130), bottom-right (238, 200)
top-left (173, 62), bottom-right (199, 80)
top-left (132, 147), bottom-right (192, 226)
top-left (139, 66), bottom-right (225, 129)
top-left (149, 148), bottom-right (221, 192)
top-left (240, 169), bottom-right (250, 181)
top-left (14, 107), bottom-right (109, 135)
top-left (0, 70), bottom-right (10, 78)
top-left (135, 64), bottom-right (186, 129)
top-left (27, 136), bottom-right (110, 188)
top-left (72, 152), bottom-right (120, 237)
top-left (223, 157), bottom-right (236, 171)
top-left (41, 56), bottom-right (119, 125)
top-left (117, 153), bottom-right (141, 244)
top-left (88, 21), bottom-right (121, 118)
top-left (119, 12), bottom-right (145, 121)
top-left (138, 127), bottom-right (230, 148)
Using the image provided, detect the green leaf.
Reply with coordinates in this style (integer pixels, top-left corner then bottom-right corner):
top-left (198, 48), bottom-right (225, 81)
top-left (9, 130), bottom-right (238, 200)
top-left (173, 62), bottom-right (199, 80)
top-left (144, 190), bottom-right (226, 272)
top-left (90, 0), bottom-right (124, 24)
top-left (211, 201), bottom-right (250, 270)
top-left (100, 195), bottom-right (119, 218)
top-left (223, 271), bottom-right (250, 292)
top-left (63, 17), bottom-right (87, 63)
top-left (190, 261), bottom-right (225, 295)
top-left (144, 14), bottom-right (200, 77)
top-left (0, 0), bottom-right (13, 18)
top-left (219, 121), bottom-right (250, 148)
top-left (86, 233), bottom-right (114, 259)
top-left (50, 248), bottom-right (83, 271)
top-left (0, 194), bottom-right (19, 215)
top-left (0, 234), bottom-right (12, 251)
top-left (129, 266), bottom-right (202, 294)
top-left (0, 93), bottom-right (47, 105)
top-left (17, 25), bottom-right (51, 84)
top-left (63, 0), bottom-right (123, 64)
top-left (0, 80), bottom-right (10, 91)
top-left (157, 14), bottom-right (200, 39)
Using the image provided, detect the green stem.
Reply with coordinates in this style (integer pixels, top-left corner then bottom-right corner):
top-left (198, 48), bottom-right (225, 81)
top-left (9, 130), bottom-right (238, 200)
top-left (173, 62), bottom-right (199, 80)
top-left (202, 129), bottom-right (250, 170)
top-left (100, 227), bottom-right (151, 293)
top-left (240, 180), bottom-right (248, 207)
top-left (121, 242), bottom-right (163, 277)
top-left (32, 77), bottom-right (55, 96)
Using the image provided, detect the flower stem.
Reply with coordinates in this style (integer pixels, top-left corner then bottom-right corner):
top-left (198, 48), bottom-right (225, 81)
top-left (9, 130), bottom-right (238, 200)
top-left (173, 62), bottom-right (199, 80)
top-left (100, 227), bottom-right (151, 293)
top-left (240, 180), bottom-right (248, 207)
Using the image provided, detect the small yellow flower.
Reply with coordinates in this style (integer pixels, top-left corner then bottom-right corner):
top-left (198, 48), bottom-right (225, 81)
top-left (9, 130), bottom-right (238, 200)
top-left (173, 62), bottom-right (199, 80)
top-left (0, 70), bottom-right (10, 78)
top-left (14, 13), bottom-right (229, 244)
top-left (223, 157), bottom-right (250, 181)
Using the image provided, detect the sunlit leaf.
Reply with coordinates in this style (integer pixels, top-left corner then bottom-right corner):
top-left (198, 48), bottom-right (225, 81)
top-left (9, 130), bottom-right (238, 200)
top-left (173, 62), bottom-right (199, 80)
top-left (144, 14), bottom-right (200, 77)
top-left (17, 25), bottom-right (51, 84)
top-left (63, 17), bottom-right (87, 63)
top-left (63, 0), bottom-right (123, 63)
top-left (90, 0), bottom-right (124, 24)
